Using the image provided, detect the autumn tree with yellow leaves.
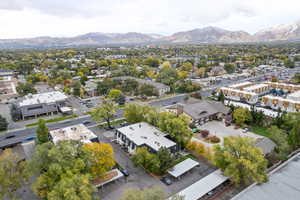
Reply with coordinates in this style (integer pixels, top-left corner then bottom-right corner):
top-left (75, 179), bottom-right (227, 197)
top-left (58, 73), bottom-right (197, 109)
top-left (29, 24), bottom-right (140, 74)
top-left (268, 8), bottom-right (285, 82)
top-left (213, 137), bottom-right (268, 185)
top-left (83, 142), bottom-right (115, 178)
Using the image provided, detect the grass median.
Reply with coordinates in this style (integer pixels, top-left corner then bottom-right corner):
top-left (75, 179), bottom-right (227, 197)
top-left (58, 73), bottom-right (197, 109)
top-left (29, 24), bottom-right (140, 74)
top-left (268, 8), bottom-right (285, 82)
top-left (26, 114), bottom-right (78, 127)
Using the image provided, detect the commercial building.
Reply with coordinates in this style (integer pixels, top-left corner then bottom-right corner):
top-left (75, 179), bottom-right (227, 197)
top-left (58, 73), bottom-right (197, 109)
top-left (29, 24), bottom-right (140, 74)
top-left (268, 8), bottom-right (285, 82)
top-left (167, 99), bottom-right (230, 125)
top-left (14, 91), bottom-right (69, 120)
top-left (220, 87), bottom-right (259, 104)
top-left (49, 124), bottom-right (98, 144)
top-left (0, 69), bottom-right (15, 77)
top-left (115, 122), bottom-right (177, 154)
top-left (0, 76), bottom-right (18, 102)
top-left (220, 81), bottom-right (300, 112)
top-left (231, 153), bottom-right (300, 200)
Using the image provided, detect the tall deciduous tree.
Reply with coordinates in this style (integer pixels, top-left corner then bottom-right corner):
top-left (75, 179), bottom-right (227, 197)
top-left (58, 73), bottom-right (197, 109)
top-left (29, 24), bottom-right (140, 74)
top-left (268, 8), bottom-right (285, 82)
top-left (233, 107), bottom-right (252, 126)
top-left (213, 137), bottom-right (268, 185)
top-left (268, 126), bottom-right (290, 160)
top-left (91, 99), bottom-right (116, 128)
top-left (82, 142), bottom-right (115, 178)
top-left (30, 141), bottom-right (94, 199)
top-left (36, 119), bottom-right (49, 144)
top-left (288, 122), bottom-right (300, 150)
top-left (0, 149), bottom-right (29, 200)
top-left (47, 173), bottom-right (94, 200)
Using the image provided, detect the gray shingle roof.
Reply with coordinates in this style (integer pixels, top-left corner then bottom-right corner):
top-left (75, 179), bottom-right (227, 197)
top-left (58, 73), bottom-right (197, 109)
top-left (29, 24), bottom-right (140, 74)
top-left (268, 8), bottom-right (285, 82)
top-left (172, 100), bottom-right (230, 120)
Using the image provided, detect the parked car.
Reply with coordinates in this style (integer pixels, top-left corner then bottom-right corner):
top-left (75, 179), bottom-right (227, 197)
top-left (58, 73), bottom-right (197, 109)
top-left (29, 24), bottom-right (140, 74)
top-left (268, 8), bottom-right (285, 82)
top-left (161, 177), bottom-right (172, 185)
top-left (83, 120), bottom-right (92, 126)
top-left (120, 122), bottom-right (129, 127)
top-left (5, 135), bottom-right (15, 139)
top-left (25, 136), bottom-right (36, 141)
top-left (120, 169), bottom-right (130, 177)
top-left (242, 128), bottom-right (249, 133)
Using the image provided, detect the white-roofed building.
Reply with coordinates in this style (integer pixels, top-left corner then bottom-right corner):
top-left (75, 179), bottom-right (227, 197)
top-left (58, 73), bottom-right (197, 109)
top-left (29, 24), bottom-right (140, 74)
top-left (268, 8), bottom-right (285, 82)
top-left (15, 91), bottom-right (68, 119)
top-left (169, 170), bottom-right (229, 200)
top-left (220, 87), bottom-right (259, 104)
top-left (115, 122), bottom-right (177, 154)
top-left (243, 83), bottom-right (270, 95)
top-left (231, 153), bottom-right (300, 200)
top-left (167, 158), bottom-right (199, 178)
top-left (49, 124), bottom-right (99, 144)
top-left (287, 90), bottom-right (300, 101)
top-left (228, 81), bottom-right (254, 89)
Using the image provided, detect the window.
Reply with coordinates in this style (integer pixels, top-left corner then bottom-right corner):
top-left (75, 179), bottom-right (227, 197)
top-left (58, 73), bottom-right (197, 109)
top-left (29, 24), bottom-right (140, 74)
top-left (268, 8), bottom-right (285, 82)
top-left (27, 106), bottom-right (43, 111)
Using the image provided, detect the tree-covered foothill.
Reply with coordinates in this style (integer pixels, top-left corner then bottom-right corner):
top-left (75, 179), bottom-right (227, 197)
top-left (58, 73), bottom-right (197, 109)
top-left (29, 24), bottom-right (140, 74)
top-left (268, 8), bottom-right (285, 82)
top-left (213, 137), bottom-right (268, 185)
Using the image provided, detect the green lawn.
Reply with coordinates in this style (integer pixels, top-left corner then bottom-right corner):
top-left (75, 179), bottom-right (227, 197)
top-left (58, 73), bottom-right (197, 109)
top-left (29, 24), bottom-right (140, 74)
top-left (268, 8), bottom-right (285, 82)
top-left (26, 114), bottom-right (78, 127)
top-left (250, 125), bottom-right (270, 138)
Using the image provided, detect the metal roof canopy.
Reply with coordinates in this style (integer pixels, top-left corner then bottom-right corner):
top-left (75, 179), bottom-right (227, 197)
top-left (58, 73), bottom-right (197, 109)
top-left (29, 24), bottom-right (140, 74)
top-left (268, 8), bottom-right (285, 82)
top-left (167, 158), bottom-right (199, 178)
top-left (169, 170), bottom-right (228, 200)
top-left (230, 153), bottom-right (300, 200)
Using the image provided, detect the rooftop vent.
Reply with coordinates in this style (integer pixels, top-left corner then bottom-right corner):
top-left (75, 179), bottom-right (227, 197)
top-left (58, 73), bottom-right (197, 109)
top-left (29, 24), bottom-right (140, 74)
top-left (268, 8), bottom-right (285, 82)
top-left (129, 127), bottom-right (134, 130)
top-left (141, 136), bottom-right (147, 139)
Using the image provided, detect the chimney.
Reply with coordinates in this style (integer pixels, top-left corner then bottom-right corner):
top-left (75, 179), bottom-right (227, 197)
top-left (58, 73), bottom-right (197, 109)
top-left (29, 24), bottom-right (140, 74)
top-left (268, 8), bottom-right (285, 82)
top-left (177, 103), bottom-right (184, 115)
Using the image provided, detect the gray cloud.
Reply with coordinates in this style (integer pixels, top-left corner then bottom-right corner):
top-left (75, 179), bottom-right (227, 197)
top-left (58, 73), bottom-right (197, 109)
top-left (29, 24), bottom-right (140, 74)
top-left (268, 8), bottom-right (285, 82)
top-left (0, 0), bottom-right (299, 38)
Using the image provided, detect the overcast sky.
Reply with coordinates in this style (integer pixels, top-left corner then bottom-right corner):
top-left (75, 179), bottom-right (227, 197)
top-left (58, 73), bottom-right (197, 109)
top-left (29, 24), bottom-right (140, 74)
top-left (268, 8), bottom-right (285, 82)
top-left (0, 0), bottom-right (300, 39)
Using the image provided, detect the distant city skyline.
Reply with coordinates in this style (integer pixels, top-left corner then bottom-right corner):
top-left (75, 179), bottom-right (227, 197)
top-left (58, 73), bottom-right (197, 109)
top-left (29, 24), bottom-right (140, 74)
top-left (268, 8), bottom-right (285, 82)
top-left (0, 0), bottom-right (300, 39)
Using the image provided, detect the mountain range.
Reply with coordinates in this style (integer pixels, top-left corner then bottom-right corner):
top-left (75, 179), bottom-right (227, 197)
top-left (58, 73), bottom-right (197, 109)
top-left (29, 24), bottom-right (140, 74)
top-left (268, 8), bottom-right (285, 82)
top-left (1, 20), bottom-right (300, 48)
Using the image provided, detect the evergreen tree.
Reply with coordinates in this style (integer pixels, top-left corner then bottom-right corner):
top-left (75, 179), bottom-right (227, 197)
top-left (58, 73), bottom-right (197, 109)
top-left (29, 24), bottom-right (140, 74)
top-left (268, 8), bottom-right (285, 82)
top-left (36, 119), bottom-right (49, 144)
top-left (0, 115), bottom-right (8, 131)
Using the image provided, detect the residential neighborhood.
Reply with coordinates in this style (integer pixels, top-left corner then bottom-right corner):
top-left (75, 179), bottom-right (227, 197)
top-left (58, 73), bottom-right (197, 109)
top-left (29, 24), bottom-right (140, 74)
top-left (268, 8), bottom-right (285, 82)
top-left (1, 2), bottom-right (300, 200)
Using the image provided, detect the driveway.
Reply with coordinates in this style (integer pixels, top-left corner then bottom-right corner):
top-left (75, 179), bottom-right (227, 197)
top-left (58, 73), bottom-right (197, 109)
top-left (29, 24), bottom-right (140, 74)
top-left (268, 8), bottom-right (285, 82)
top-left (89, 127), bottom-right (169, 200)
top-left (89, 126), bottom-right (217, 200)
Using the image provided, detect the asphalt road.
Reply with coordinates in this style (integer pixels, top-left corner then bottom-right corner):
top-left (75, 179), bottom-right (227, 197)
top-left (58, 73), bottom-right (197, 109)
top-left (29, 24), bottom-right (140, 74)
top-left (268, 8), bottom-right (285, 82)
top-left (0, 94), bottom-right (188, 148)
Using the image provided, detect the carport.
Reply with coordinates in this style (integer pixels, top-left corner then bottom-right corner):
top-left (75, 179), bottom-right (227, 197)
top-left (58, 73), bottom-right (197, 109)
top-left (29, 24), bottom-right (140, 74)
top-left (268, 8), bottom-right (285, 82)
top-left (168, 170), bottom-right (228, 200)
top-left (167, 158), bottom-right (199, 179)
top-left (93, 169), bottom-right (124, 189)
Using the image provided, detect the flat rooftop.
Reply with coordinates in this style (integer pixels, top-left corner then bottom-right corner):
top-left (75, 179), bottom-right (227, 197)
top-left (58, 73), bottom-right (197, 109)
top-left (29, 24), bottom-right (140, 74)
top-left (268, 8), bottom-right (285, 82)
top-left (243, 84), bottom-right (269, 91)
top-left (220, 87), bottom-right (257, 96)
top-left (287, 90), bottom-right (300, 98)
top-left (169, 170), bottom-right (228, 200)
top-left (231, 153), bottom-right (300, 200)
top-left (19, 91), bottom-right (68, 106)
top-left (50, 124), bottom-right (97, 144)
top-left (229, 81), bottom-right (253, 88)
top-left (117, 122), bottom-right (176, 151)
top-left (167, 158), bottom-right (199, 178)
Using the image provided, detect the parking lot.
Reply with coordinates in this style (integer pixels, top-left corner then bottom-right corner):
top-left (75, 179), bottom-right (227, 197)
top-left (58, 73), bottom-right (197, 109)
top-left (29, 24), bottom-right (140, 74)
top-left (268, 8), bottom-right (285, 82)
top-left (89, 126), bottom-right (217, 200)
top-left (197, 121), bottom-right (262, 147)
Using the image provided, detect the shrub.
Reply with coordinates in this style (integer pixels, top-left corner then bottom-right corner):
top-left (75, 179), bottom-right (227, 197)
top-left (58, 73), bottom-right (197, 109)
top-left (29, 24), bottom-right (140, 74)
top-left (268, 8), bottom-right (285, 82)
top-left (186, 141), bottom-right (205, 156)
top-left (208, 136), bottom-right (220, 143)
top-left (200, 130), bottom-right (209, 138)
